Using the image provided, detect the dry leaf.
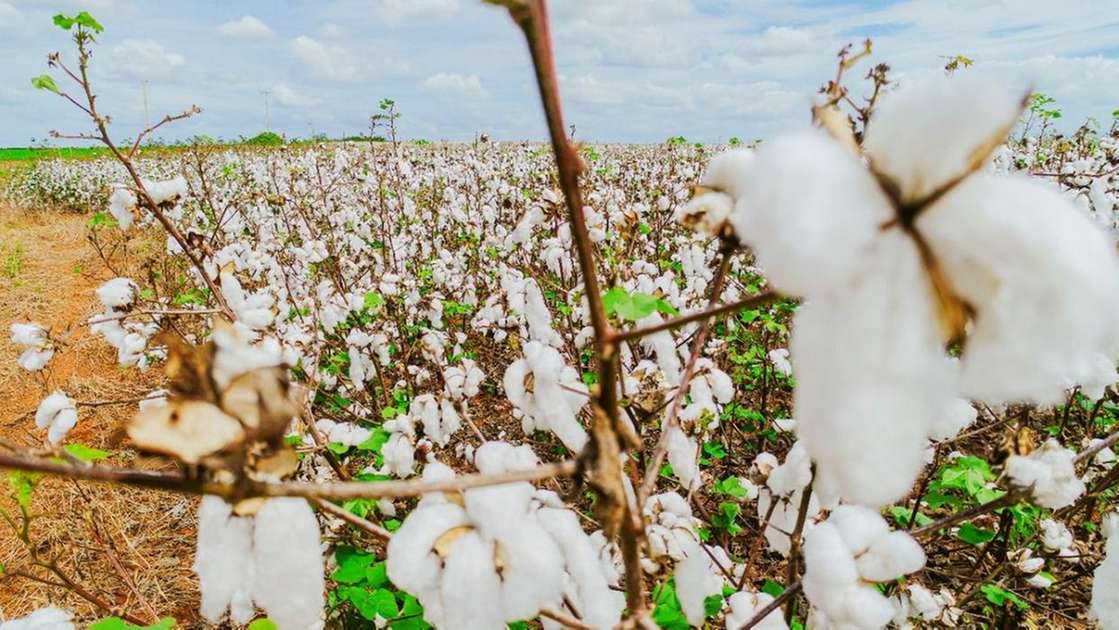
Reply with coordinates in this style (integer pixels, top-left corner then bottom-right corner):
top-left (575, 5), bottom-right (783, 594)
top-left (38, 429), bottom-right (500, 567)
top-left (221, 367), bottom-right (299, 443)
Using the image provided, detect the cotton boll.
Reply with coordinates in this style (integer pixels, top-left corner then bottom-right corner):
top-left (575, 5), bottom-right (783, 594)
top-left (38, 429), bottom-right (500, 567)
top-left (492, 522), bottom-right (566, 620)
top-left (108, 187), bottom-right (136, 229)
top-left (666, 426), bottom-right (700, 492)
top-left (194, 496), bottom-right (255, 624)
top-left (918, 175), bottom-right (1119, 405)
top-left (793, 231), bottom-right (951, 507)
top-left (725, 590), bottom-right (786, 630)
top-left (828, 504), bottom-right (889, 556)
top-left (96, 277), bottom-right (139, 311)
top-left (0, 607), bottom-right (75, 630)
top-left (17, 347), bottom-right (53, 371)
top-left (35, 391), bottom-right (77, 444)
top-left (439, 531), bottom-right (507, 629)
top-left (676, 191), bottom-right (734, 237)
top-left (1005, 440), bottom-right (1085, 509)
top-left (766, 441), bottom-right (812, 497)
top-left (1040, 518), bottom-right (1074, 553)
top-left (929, 398), bottom-right (978, 441)
top-left (863, 75), bottom-right (1023, 204)
top-left (802, 522), bottom-right (860, 611)
top-left (1091, 525), bottom-right (1119, 629)
top-left (145, 175), bottom-right (189, 205)
top-left (252, 498), bottom-right (325, 630)
top-left (10, 322), bottom-right (47, 348)
top-left (767, 348), bottom-right (792, 377)
top-left (855, 530), bottom-right (926, 582)
top-left (387, 503), bottom-right (471, 620)
top-left (675, 536), bottom-right (725, 626)
top-left (537, 507), bottom-right (625, 629)
top-left (733, 129), bottom-right (894, 297)
top-left (756, 487), bottom-right (819, 557)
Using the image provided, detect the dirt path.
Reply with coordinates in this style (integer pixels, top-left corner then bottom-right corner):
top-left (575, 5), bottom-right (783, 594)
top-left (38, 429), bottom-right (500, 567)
top-left (0, 204), bottom-right (200, 625)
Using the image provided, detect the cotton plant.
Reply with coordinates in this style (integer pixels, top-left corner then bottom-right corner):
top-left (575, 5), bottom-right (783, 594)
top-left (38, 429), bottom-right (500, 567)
top-left (9, 322), bottom-right (53, 372)
top-left (34, 390), bottom-right (78, 444)
top-left (682, 74), bottom-right (1119, 509)
top-left (194, 495), bottom-right (324, 629)
top-left (803, 505), bottom-right (926, 629)
top-left (503, 340), bottom-right (589, 452)
top-left (88, 277), bottom-right (161, 367)
top-left (386, 442), bottom-right (622, 629)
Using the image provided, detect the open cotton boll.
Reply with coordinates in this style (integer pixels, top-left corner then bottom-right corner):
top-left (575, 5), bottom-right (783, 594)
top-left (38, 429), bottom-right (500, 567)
top-left (0, 607), bottom-right (75, 630)
top-left (698, 148), bottom-right (755, 198)
top-left (792, 231), bottom-right (951, 507)
top-left (756, 488), bottom-right (820, 557)
top-left (803, 522), bottom-right (896, 630)
top-left (855, 530), bottom-right (926, 582)
top-left (252, 498), bottom-right (325, 630)
top-left (96, 277), bottom-right (139, 311)
top-left (1092, 518), bottom-right (1119, 629)
top-left (666, 426), bottom-right (700, 491)
top-left (524, 280), bottom-right (564, 347)
top-left (1040, 518), bottom-right (1075, 553)
top-left (504, 341), bottom-right (588, 453)
top-left (675, 536), bottom-right (726, 626)
top-left (638, 313), bottom-right (683, 386)
top-left (35, 391), bottom-right (77, 444)
top-left (108, 187), bottom-right (136, 229)
top-left (767, 348), bottom-right (792, 377)
top-left (766, 441), bottom-right (812, 497)
top-left (387, 502), bottom-right (471, 625)
top-left (1004, 440), bottom-right (1085, 509)
top-left (828, 505), bottom-right (889, 556)
top-left (439, 530), bottom-right (507, 629)
top-left (194, 496), bottom-right (255, 625)
top-left (676, 191), bottom-right (734, 237)
top-left (16, 347), bottom-right (53, 372)
top-left (537, 507), bottom-right (625, 629)
top-left (862, 74), bottom-right (1023, 204)
top-left (726, 590), bottom-right (786, 630)
top-left (929, 397), bottom-right (978, 441)
top-left (733, 129), bottom-right (894, 297)
top-left (10, 322), bottom-right (47, 348)
top-left (918, 175), bottom-right (1119, 405)
top-left (145, 175), bottom-right (189, 205)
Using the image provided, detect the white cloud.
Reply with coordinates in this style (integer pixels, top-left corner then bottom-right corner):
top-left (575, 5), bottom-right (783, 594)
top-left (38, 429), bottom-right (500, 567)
top-left (110, 39), bottom-right (185, 79)
top-left (219, 15), bottom-right (273, 39)
top-left (272, 83), bottom-right (322, 107)
top-left (377, 0), bottom-right (459, 22)
top-left (291, 35), bottom-right (356, 81)
top-left (421, 72), bottom-right (485, 97)
top-left (746, 26), bottom-right (815, 56)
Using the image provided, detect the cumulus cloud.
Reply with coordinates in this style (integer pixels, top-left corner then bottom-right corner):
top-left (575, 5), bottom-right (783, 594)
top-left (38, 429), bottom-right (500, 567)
top-left (746, 26), bottom-right (815, 56)
top-left (110, 39), bottom-right (185, 79)
top-left (421, 72), bottom-right (485, 97)
top-left (291, 35), bottom-right (356, 81)
top-left (219, 15), bottom-right (273, 39)
top-left (272, 83), bottom-right (322, 107)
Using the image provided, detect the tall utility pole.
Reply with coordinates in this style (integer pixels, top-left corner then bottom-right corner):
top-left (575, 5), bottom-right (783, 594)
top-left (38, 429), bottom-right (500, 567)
top-left (141, 80), bottom-right (150, 128)
top-left (261, 89), bottom-right (272, 131)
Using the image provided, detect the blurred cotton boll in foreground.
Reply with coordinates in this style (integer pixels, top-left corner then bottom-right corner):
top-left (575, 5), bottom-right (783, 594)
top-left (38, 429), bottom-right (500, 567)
top-left (687, 74), bottom-right (1119, 509)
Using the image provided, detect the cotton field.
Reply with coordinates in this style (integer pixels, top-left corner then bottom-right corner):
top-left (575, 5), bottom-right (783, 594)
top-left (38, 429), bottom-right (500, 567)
top-left (3, 4), bottom-right (1119, 630)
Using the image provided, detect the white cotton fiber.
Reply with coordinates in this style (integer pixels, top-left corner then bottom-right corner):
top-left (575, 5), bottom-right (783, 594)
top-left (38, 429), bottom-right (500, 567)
top-left (1005, 440), bottom-right (1085, 509)
top-left (675, 536), bottom-right (725, 626)
top-left (35, 391), bottom-right (78, 444)
top-left (863, 74), bottom-right (1024, 204)
top-left (1092, 519), bottom-right (1119, 629)
top-left (252, 498), bottom-right (325, 630)
top-left (96, 277), bottom-right (139, 310)
top-left (194, 496), bottom-right (255, 624)
top-left (733, 129), bottom-right (894, 297)
top-left (792, 231), bottom-right (951, 507)
top-left (726, 590), bottom-right (786, 630)
top-left (918, 175), bottom-right (1119, 405)
top-left (0, 607), bottom-right (75, 630)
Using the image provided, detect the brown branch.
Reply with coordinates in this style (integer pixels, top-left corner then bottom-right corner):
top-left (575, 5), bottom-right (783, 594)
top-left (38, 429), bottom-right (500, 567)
top-left (495, 0), bottom-right (646, 616)
top-left (313, 498), bottom-right (391, 540)
top-left (539, 606), bottom-right (594, 630)
top-left (0, 450), bottom-right (577, 501)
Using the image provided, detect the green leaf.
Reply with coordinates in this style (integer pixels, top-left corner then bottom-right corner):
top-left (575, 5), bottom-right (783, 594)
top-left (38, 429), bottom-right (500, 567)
top-left (333, 549), bottom-right (373, 584)
top-left (53, 14), bottom-right (76, 29)
top-left (957, 522), bottom-right (996, 545)
top-left (7, 471), bottom-right (38, 509)
top-left (714, 476), bottom-right (747, 499)
top-left (90, 618), bottom-right (175, 630)
top-left (980, 583), bottom-right (1029, 610)
top-left (64, 443), bottom-right (110, 462)
top-left (73, 11), bottom-right (104, 32)
top-left (363, 291), bottom-right (385, 312)
top-left (247, 620), bottom-right (278, 630)
top-left (31, 75), bottom-right (61, 94)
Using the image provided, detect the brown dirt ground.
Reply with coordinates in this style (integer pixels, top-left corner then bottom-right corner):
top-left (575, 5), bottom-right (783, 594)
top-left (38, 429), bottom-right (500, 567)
top-left (0, 203), bottom-right (201, 626)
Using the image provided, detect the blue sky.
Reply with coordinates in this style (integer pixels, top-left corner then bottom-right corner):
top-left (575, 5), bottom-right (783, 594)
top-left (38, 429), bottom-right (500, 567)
top-left (1, 0), bottom-right (1117, 145)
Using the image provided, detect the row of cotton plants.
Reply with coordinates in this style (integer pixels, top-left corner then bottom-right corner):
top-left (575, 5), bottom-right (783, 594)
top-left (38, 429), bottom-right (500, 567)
top-left (6, 44), bottom-right (1119, 630)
